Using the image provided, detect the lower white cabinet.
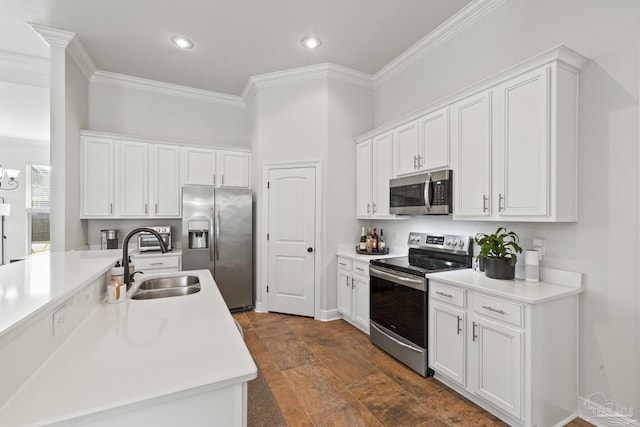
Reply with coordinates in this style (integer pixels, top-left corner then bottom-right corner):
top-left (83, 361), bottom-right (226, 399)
top-left (428, 279), bottom-right (578, 427)
top-left (337, 256), bottom-right (370, 334)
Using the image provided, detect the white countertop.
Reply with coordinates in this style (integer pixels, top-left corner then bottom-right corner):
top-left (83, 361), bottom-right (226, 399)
top-left (0, 250), bottom-right (121, 338)
top-left (0, 269), bottom-right (257, 426)
top-left (336, 245), bottom-right (406, 262)
top-left (426, 269), bottom-right (583, 304)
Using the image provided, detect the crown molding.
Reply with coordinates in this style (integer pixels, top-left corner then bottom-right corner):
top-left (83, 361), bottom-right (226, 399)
top-left (28, 23), bottom-right (96, 80)
top-left (0, 51), bottom-right (49, 75)
top-left (373, 0), bottom-right (510, 87)
top-left (91, 71), bottom-right (245, 107)
top-left (241, 63), bottom-right (374, 104)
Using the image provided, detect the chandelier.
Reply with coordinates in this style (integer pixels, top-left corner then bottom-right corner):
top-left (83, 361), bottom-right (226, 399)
top-left (0, 165), bottom-right (20, 191)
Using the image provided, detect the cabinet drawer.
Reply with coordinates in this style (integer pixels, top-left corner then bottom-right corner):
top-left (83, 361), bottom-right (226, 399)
top-left (337, 257), bottom-right (353, 271)
top-left (472, 293), bottom-right (523, 327)
top-left (352, 261), bottom-right (369, 277)
top-left (134, 254), bottom-right (181, 270)
top-left (430, 281), bottom-right (465, 308)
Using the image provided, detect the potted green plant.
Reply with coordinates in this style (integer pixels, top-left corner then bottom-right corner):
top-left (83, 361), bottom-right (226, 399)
top-left (474, 227), bottom-right (523, 280)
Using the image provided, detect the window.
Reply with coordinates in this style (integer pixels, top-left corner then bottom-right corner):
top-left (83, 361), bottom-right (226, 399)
top-left (26, 165), bottom-right (50, 254)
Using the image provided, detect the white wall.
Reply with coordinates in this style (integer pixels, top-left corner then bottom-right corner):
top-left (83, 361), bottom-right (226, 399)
top-left (0, 138), bottom-right (49, 261)
top-left (372, 0), bottom-right (640, 416)
top-left (89, 82), bottom-right (248, 147)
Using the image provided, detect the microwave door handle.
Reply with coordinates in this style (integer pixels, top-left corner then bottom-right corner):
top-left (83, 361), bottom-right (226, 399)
top-left (424, 173), bottom-right (432, 211)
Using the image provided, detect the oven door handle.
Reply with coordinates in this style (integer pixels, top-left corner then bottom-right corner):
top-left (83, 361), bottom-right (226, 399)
top-left (370, 266), bottom-right (426, 292)
top-left (371, 324), bottom-right (423, 354)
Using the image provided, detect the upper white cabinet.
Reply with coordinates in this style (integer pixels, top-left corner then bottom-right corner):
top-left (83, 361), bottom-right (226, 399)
top-left (81, 136), bottom-right (116, 217)
top-left (393, 107), bottom-right (449, 176)
top-left (181, 146), bottom-right (216, 185)
top-left (181, 147), bottom-right (250, 188)
top-left (356, 132), bottom-right (394, 218)
top-left (451, 91), bottom-right (492, 218)
top-left (81, 131), bottom-right (251, 219)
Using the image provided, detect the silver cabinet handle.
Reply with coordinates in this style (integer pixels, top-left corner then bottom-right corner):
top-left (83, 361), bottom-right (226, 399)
top-left (150, 262), bottom-right (164, 266)
top-left (155, 203), bottom-right (158, 214)
top-left (351, 279), bottom-right (355, 289)
top-left (367, 203), bottom-right (371, 214)
top-left (436, 291), bottom-right (453, 298)
top-left (372, 203), bottom-right (376, 214)
top-left (472, 321), bottom-right (478, 341)
top-left (110, 203), bottom-right (113, 214)
top-left (482, 305), bottom-right (506, 315)
top-left (355, 267), bottom-right (365, 272)
top-left (417, 154), bottom-right (422, 168)
top-left (144, 203), bottom-right (148, 214)
top-left (483, 195), bottom-right (488, 212)
top-left (222, 175), bottom-right (225, 185)
top-left (346, 276), bottom-right (350, 287)
top-left (413, 155), bottom-right (418, 169)
top-left (498, 193), bottom-right (504, 212)
top-left (457, 316), bottom-right (462, 335)
top-left (339, 262), bottom-right (347, 267)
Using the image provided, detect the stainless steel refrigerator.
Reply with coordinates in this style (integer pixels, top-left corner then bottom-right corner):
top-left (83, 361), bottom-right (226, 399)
top-left (182, 185), bottom-right (253, 311)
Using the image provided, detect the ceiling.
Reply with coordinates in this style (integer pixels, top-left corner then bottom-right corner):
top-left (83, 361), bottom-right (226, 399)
top-left (1, 0), bottom-right (472, 96)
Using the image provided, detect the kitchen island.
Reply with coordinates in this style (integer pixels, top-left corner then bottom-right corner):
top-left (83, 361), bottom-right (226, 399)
top-left (0, 252), bottom-right (256, 426)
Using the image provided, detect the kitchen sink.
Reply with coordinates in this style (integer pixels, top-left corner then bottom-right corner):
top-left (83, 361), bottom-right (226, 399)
top-left (130, 275), bottom-right (201, 300)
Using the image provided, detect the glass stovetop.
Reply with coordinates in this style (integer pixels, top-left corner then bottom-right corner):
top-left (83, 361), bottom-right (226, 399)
top-left (370, 255), bottom-right (468, 277)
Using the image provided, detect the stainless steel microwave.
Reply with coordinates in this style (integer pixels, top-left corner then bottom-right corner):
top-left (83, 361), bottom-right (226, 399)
top-left (390, 169), bottom-right (452, 215)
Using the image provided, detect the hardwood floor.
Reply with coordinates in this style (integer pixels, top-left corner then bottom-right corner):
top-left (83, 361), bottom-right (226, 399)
top-left (233, 311), bottom-right (592, 427)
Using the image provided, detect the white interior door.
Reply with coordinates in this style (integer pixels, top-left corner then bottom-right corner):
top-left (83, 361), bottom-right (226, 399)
top-left (267, 167), bottom-right (316, 317)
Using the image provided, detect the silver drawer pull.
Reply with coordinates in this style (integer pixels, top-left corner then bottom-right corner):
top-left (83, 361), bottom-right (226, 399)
top-left (150, 262), bottom-right (165, 266)
top-left (355, 267), bottom-right (365, 271)
top-left (339, 262), bottom-right (347, 267)
top-left (436, 291), bottom-right (453, 298)
top-left (482, 305), bottom-right (506, 314)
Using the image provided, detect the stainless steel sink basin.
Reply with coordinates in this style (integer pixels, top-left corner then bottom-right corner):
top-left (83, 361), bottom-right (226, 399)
top-left (130, 275), bottom-right (201, 300)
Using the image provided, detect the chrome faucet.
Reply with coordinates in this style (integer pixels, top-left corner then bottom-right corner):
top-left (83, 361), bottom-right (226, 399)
top-left (122, 227), bottom-right (168, 289)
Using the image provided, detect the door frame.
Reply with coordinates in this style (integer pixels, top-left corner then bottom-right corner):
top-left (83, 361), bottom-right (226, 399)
top-left (260, 160), bottom-right (322, 319)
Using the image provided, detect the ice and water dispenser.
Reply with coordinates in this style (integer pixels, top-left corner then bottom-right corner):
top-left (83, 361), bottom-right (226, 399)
top-left (188, 219), bottom-right (209, 249)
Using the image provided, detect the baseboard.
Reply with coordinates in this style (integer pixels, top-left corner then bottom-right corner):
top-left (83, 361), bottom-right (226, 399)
top-left (318, 309), bottom-right (341, 322)
top-left (577, 395), bottom-right (639, 427)
top-left (253, 301), bottom-right (267, 313)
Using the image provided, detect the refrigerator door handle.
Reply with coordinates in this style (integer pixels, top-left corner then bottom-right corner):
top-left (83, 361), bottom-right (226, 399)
top-left (210, 208), bottom-right (215, 262)
top-left (216, 207), bottom-right (221, 261)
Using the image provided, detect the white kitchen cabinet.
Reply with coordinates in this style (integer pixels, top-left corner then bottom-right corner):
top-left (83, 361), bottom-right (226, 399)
top-left (217, 150), bottom-right (250, 188)
top-left (119, 140), bottom-right (149, 217)
top-left (428, 275), bottom-right (579, 427)
top-left (453, 53), bottom-right (583, 222)
top-left (81, 136), bottom-right (116, 217)
top-left (133, 253), bottom-right (182, 274)
top-left (336, 257), bottom-right (370, 334)
top-left (418, 107), bottom-right (449, 171)
top-left (356, 132), bottom-right (394, 219)
top-left (182, 147), bottom-right (250, 188)
top-left (451, 91), bottom-right (492, 218)
top-left (392, 121), bottom-right (420, 176)
top-left (392, 107), bottom-right (449, 177)
top-left (150, 144), bottom-right (181, 217)
top-left (182, 146), bottom-right (217, 185)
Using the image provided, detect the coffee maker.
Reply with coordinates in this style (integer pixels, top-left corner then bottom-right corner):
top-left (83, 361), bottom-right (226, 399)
top-left (101, 229), bottom-right (119, 249)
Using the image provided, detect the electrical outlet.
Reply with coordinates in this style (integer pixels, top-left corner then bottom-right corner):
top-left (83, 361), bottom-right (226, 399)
top-left (52, 305), bottom-right (68, 337)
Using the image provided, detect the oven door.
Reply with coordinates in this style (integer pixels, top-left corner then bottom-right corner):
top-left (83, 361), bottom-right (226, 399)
top-left (369, 265), bottom-right (426, 348)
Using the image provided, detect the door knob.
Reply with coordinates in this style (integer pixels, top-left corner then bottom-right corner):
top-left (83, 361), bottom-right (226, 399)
top-left (307, 247), bottom-right (313, 253)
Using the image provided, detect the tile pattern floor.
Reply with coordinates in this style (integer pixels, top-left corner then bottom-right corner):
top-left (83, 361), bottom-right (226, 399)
top-left (234, 311), bottom-right (593, 427)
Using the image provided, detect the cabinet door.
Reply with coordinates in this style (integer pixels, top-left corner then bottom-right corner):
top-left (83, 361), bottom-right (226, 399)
top-left (372, 133), bottom-right (393, 218)
top-left (217, 150), bottom-right (250, 188)
top-left (356, 140), bottom-right (373, 217)
top-left (81, 137), bottom-right (115, 217)
top-left (182, 147), bottom-right (216, 185)
top-left (392, 121), bottom-right (419, 176)
top-left (430, 301), bottom-right (466, 386)
top-left (150, 144), bottom-right (181, 217)
top-left (471, 316), bottom-right (523, 420)
top-left (352, 275), bottom-right (370, 333)
top-left (493, 66), bottom-right (549, 217)
top-left (452, 91), bottom-right (492, 217)
top-left (119, 141), bottom-right (149, 217)
top-left (337, 270), bottom-right (353, 318)
top-left (418, 107), bottom-right (449, 171)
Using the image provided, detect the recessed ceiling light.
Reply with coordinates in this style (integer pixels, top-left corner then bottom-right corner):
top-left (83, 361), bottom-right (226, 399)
top-left (301, 36), bottom-right (321, 49)
top-left (171, 36), bottom-right (194, 49)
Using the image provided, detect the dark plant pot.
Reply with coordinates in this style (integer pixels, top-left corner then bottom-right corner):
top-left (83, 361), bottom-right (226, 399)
top-left (484, 256), bottom-right (515, 280)
top-left (478, 255), bottom-right (485, 272)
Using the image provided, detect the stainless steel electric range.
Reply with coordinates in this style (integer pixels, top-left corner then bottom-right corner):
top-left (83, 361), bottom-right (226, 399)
top-left (369, 232), bottom-right (473, 377)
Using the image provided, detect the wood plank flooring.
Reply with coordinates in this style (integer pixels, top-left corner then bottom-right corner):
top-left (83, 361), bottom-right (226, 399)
top-left (233, 311), bottom-right (592, 427)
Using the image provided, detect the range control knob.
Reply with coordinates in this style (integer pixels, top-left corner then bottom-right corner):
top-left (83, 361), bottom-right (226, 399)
top-left (457, 240), bottom-right (465, 247)
top-left (446, 240), bottom-right (453, 246)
